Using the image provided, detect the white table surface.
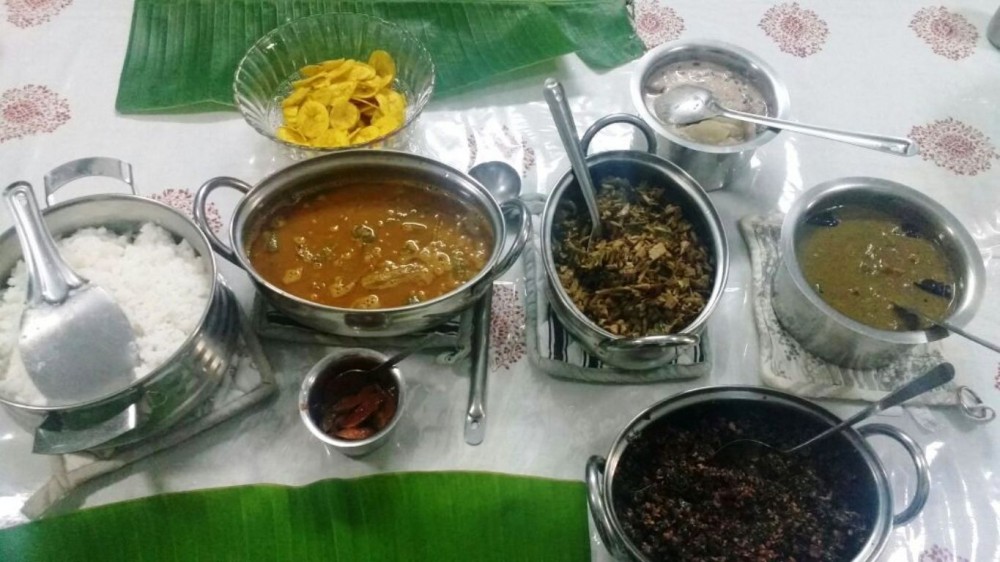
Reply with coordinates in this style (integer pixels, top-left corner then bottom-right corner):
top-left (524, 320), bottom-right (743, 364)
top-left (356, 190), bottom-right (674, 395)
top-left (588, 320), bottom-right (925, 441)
top-left (1, 1), bottom-right (999, 560)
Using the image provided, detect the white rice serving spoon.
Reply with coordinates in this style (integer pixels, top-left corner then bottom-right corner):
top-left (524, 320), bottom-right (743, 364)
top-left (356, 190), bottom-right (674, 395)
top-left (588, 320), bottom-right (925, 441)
top-left (3, 181), bottom-right (138, 406)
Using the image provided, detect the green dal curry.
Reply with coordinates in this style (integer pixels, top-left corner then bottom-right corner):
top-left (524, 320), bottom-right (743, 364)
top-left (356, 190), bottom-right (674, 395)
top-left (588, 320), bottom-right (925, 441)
top-left (798, 205), bottom-right (955, 331)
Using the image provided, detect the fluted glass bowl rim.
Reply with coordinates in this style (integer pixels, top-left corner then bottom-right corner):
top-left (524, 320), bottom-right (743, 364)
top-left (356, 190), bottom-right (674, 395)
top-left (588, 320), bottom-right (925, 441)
top-left (233, 11), bottom-right (436, 153)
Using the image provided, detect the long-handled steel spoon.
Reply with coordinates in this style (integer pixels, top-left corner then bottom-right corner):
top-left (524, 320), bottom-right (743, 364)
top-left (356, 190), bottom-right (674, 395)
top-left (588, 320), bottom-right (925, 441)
top-left (339, 334), bottom-right (436, 379)
top-left (712, 362), bottom-right (955, 465)
top-left (657, 84), bottom-right (918, 157)
top-left (543, 78), bottom-right (603, 243)
top-left (3, 181), bottom-right (139, 405)
top-left (893, 303), bottom-right (1000, 354)
top-left (463, 161), bottom-right (523, 446)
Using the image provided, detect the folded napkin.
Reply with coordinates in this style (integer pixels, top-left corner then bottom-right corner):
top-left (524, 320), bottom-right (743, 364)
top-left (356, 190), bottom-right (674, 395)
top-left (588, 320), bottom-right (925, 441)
top-left (22, 308), bottom-right (278, 519)
top-left (739, 214), bottom-right (957, 406)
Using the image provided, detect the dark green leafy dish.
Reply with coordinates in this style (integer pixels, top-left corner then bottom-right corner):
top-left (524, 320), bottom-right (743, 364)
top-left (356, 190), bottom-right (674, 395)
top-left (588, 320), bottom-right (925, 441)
top-left (553, 177), bottom-right (713, 338)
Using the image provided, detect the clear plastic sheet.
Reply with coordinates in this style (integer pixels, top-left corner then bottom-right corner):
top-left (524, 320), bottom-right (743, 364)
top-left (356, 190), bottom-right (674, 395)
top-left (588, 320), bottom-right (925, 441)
top-left (1, 1), bottom-right (999, 560)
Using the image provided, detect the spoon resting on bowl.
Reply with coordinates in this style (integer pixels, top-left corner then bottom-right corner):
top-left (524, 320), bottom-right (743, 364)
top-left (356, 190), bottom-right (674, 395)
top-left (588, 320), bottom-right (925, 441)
top-left (711, 362), bottom-right (955, 466)
top-left (3, 181), bottom-right (139, 405)
top-left (656, 84), bottom-right (918, 157)
top-left (892, 303), bottom-right (1000, 355)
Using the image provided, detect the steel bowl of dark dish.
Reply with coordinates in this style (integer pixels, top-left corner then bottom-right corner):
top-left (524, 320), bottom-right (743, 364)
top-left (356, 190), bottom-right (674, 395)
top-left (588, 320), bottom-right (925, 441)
top-left (586, 386), bottom-right (930, 562)
top-left (539, 114), bottom-right (729, 371)
top-left (772, 177), bottom-right (985, 369)
top-left (299, 348), bottom-right (405, 457)
top-left (194, 150), bottom-right (530, 337)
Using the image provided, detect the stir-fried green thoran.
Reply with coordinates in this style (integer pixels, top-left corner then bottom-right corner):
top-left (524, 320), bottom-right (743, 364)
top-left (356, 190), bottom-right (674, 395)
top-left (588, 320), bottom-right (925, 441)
top-left (553, 177), bottom-right (713, 338)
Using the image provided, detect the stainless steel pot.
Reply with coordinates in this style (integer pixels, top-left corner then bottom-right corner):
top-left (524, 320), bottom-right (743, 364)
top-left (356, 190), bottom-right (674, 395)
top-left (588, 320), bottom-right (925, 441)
top-left (772, 177), bottom-right (986, 368)
top-left (630, 40), bottom-right (790, 192)
top-left (540, 114), bottom-right (729, 371)
top-left (194, 150), bottom-right (530, 337)
top-left (587, 386), bottom-right (931, 562)
top-left (0, 158), bottom-right (240, 454)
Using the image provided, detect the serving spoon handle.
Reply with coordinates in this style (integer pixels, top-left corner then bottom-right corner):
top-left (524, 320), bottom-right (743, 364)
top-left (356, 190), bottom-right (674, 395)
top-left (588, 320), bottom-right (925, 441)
top-left (787, 362), bottom-right (955, 453)
top-left (715, 105), bottom-right (918, 157)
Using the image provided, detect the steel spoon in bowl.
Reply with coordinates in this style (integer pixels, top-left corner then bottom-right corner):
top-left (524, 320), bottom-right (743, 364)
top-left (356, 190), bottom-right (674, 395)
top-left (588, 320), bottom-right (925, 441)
top-left (657, 84), bottom-right (918, 157)
top-left (712, 362), bottom-right (955, 465)
top-left (3, 181), bottom-right (139, 406)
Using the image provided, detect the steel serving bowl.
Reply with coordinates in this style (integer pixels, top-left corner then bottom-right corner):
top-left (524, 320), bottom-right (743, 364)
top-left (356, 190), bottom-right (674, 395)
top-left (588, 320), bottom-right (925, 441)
top-left (540, 114), bottom-right (729, 371)
top-left (772, 177), bottom-right (986, 369)
top-left (0, 158), bottom-right (239, 454)
top-left (587, 386), bottom-right (930, 562)
top-left (630, 39), bottom-right (789, 191)
top-left (299, 348), bottom-right (405, 457)
top-left (194, 150), bottom-right (530, 337)
top-left (234, 12), bottom-right (435, 155)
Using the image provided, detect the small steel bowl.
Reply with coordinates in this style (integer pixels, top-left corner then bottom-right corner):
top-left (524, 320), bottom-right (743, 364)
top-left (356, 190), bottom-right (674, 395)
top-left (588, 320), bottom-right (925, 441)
top-left (772, 177), bottom-right (986, 368)
top-left (630, 39), bottom-right (789, 191)
top-left (298, 348), bottom-right (406, 457)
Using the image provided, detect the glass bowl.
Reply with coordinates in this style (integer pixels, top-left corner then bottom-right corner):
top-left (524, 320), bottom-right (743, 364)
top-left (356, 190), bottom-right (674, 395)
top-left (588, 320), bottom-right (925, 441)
top-left (234, 12), bottom-right (435, 154)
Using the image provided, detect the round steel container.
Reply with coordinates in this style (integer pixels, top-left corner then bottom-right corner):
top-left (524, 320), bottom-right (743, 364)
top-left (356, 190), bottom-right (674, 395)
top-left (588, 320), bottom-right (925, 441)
top-left (631, 39), bottom-right (790, 192)
top-left (586, 386), bottom-right (930, 561)
top-left (539, 114), bottom-right (729, 370)
top-left (0, 158), bottom-right (240, 454)
top-left (772, 177), bottom-right (985, 368)
top-left (194, 150), bottom-right (530, 337)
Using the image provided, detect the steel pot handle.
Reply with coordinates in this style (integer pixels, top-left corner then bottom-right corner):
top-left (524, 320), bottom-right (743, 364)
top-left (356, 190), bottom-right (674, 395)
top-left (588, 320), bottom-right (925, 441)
top-left (858, 423), bottom-right (931, 527)
top-left (33, 401), bottom-right (141, 455)
top-left (580, 113), bottom-right (658, 157)
top-left (484, 198), bottom-right (532, 282)
top-left (600, 333), bottom-right (700, 351)
top-left (193, 176), bottom-right (251, 265)
top-left (586, 455), bottom-right (630, 560)
top-left (43, 157), bottom-right (136, 207)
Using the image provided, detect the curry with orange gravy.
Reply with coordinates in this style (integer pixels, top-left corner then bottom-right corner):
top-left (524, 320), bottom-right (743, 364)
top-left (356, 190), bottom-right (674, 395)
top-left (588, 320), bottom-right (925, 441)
top-left (248, 183), bottom-right (492, 309)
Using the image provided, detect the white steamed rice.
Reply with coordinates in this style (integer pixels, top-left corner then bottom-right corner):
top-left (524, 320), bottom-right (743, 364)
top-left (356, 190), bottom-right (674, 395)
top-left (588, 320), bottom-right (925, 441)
top-left (0, 223), bottom-right (211, 406)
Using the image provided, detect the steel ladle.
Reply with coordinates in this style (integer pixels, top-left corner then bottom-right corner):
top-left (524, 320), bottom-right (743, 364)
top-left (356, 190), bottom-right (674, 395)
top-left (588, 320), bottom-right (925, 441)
top-left (3, 181), bottom-right (139, 405)
top-left (712, 362), bottom-right (955, 465)
top-left (657, 84), bottom-right (919, 157)
top-left (463, 160), bottom-right (523, 445)
top-left (543, 78), bottom-right (603, 242)
top-left (893, 303), bottom-right (1000, 355)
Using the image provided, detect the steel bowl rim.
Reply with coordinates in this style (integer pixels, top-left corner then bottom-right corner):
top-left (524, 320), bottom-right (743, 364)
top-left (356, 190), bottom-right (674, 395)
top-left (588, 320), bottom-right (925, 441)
top-left (540, 150), bottom-right (730, 342)
top-left (226, 149), bottom-right (508, 315)
top-left (630, 38), bottom-right (790, 155)
top-left (780, 176), bottom-right (986, 345)
top-left (597, 385), bottom-right (895, 562)
top-left (298, 347), bottom-right (406, 450)
top-left (0, 193), bottom-right (225, 411)
top-left (233, 11), bottom-right (436, 154)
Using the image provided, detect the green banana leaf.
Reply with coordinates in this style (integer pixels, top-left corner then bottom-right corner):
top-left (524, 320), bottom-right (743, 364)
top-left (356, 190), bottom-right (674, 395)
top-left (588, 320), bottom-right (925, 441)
top-left (0, 472), bottom-right (589, 561)
top-left (116, 0), bottom-right (644, 114)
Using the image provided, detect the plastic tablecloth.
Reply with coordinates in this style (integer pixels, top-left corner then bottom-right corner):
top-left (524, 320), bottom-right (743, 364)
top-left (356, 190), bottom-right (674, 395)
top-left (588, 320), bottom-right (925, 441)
top-left (1, 1), bottom-right (999, 560)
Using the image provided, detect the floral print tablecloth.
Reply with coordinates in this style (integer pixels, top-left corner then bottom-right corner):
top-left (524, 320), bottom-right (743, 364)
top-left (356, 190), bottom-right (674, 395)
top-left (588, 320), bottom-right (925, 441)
top-left (1, 1), bottom-right (999, 560)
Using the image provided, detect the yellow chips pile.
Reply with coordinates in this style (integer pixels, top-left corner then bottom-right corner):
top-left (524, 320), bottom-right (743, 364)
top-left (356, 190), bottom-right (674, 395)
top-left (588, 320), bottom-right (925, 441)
top-left (277, 50), bottom-right (407, 149)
